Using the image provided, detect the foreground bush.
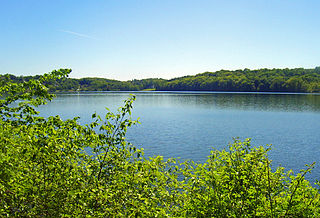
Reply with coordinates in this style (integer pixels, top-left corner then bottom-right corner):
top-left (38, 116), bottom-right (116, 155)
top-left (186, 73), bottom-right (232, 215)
top-left (0, 69), bottom-right (319, 217)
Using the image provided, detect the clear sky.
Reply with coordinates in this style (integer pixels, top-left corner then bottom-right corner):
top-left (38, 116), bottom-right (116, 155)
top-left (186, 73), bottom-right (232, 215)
top-left (1, 0), bottom-right (320, 80)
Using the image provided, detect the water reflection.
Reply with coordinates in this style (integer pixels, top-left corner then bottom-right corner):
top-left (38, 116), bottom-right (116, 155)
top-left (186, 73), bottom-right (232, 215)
top-left (131, 92), bottom-right (320, 112)
top-left (52, 92), bottom-right (320, 113)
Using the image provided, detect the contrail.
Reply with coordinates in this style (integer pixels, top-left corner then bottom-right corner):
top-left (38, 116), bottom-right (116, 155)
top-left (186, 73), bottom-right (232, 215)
top-left (58, 29), bottom-right (97, 40)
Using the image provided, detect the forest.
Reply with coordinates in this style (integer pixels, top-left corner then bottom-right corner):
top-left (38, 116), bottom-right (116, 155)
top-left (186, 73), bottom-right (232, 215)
top-left (1, 67), bottom-right (320, 93)
top-left (0, 69), bottom-right (320, 216)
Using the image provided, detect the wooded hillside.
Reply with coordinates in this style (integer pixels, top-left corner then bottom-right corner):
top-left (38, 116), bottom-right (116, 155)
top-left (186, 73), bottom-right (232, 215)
top-left (2, 67), bottom-right (320, 92)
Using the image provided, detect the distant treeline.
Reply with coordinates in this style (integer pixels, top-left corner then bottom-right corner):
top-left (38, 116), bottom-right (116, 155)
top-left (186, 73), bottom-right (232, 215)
top-left (2, 67), bottom-right (320, 93)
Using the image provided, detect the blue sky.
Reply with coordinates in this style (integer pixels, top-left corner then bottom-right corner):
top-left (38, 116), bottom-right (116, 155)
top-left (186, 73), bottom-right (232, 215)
top-left (1, 0), bottom-right (320, 80)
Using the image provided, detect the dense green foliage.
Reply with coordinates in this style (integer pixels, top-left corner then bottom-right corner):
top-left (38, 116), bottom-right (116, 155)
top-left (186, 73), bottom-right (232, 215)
top-left (2, 67), bottom-right (320, 92)
top-left (1, 69), bottom-right (320, 216)
top-left (158, 67), bottom-right (320, 92)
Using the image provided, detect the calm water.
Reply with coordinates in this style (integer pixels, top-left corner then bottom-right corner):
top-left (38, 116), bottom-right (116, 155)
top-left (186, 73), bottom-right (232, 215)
top-left (39, 92), bottom-right (320, 184)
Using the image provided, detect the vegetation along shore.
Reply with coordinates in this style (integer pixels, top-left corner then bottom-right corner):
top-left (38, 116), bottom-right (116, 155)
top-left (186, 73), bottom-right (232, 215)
top-left (1, 67), bottom-right (320, 93)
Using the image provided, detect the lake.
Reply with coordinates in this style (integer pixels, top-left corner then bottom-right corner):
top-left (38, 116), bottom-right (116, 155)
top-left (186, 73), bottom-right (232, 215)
top-left (39, 92), bottom-right (320, 184)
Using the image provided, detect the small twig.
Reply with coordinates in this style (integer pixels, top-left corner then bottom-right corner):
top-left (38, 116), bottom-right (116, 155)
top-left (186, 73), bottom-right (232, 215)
top-left (266, 159), bottom-right (274, 218)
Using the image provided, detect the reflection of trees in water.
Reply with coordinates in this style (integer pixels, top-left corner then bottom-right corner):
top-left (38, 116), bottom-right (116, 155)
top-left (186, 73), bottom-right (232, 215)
top-left (52, 92), bottom-right (320, 113)
top-left (204, 94), bottom-right (320, 112)
top-left (134, 93), bottom-right (320, 112)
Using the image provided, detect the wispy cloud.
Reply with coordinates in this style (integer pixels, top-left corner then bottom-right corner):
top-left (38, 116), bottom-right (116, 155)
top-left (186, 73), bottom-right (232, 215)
top-left (58, 29), bottom-right (97, 40)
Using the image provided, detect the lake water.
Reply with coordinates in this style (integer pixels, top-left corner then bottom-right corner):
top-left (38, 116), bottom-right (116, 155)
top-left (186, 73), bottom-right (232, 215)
top-left (39, 92), bottom-right (320, 184)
